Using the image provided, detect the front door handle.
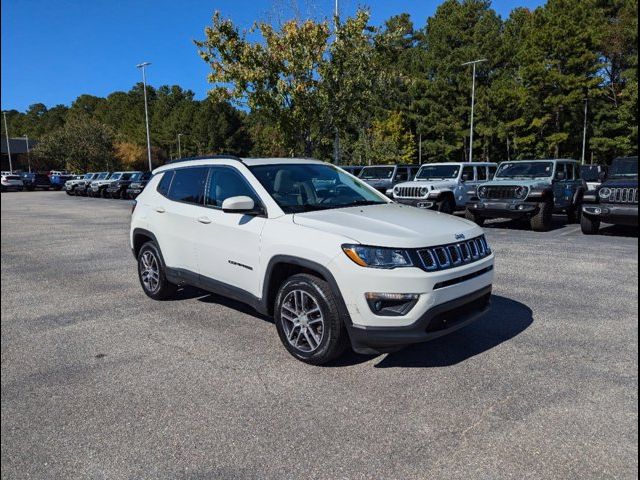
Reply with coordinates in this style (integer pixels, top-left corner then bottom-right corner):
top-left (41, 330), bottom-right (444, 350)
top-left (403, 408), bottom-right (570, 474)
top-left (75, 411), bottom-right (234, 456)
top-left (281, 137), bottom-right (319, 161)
top-left (155, 207), bottom-right (166, 213)
top-left (197, 216), bottom-right (212, 224)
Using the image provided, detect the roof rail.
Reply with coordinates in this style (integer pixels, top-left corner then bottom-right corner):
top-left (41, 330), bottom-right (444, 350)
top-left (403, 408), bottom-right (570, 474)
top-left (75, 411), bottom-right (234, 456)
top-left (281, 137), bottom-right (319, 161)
top-left (166, 154), bottom-right (244, 165)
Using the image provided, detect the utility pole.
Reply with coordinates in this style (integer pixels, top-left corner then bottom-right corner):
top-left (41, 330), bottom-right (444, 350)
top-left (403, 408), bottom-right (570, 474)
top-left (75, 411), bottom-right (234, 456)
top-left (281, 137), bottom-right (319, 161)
top-left (461, 59), bottom-right (487, 163)
top-left (2, 111), bottom-right (12, 172)
top-left (24, 134), bottom-right (31, 172)
top-left (418, 134), bottom-right (422, 164)
top-left (581, 98), bottom-right (588, 165)
top-left (177, 133), bottom-right (184, 159)
top-left (332, 0), bottom-right (340, 165)
top-left (136, 62), bottom-right (153, 171)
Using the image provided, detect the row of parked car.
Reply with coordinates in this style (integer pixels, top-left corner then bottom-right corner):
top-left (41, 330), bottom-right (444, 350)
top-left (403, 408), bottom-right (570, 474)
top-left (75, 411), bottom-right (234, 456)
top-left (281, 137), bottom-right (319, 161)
top-left (64, 171), bottom-right (153, 199)
top-left (350, 157), bottom-right (637, 234)
top-left (0, 170), bottom-right (81, 192)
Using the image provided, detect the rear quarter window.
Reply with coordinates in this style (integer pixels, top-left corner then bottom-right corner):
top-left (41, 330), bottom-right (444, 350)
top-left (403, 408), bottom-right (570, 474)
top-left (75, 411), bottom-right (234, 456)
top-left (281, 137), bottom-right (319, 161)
top-left (157, 171), bottom-right (174, 197)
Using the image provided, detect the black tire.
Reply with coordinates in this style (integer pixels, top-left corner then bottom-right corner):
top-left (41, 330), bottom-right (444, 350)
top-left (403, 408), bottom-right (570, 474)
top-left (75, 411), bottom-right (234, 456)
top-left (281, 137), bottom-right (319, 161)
top-left (274, 273), bottom-right (348, 365)
top-left (465, 208), bottom-right (485, 226)
top-left (100, 188), bottom-right (109, 198)
top-left (66, 189), bottom-right (74, 196)
top-left (581, 213), bottom-right (600, 235)
top-left (437, 196), bottom-right (455, 214)
top-left (137, 241), bottom-right (177, 300)
top-left (531, 200), bottom-right (553, 232)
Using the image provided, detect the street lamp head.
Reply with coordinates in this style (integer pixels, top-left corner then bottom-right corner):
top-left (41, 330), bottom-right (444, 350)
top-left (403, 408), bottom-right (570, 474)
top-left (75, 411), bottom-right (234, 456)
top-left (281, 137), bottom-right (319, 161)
top-left (136, 62), bottom-right (152, 69)
top-left (461, 58), bottom-right (488, 66)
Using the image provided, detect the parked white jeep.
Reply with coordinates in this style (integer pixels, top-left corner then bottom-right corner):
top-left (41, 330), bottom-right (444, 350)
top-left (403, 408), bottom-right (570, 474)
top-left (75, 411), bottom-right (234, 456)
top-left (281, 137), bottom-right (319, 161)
top-left (130, 157), bottom-right (495, 365)
top-left (391, 162), bottom-right (497, 214)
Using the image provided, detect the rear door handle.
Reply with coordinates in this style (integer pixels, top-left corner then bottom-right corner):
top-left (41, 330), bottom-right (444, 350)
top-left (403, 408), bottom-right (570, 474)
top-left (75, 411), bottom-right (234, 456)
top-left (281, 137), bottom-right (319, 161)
top-left (197, 216), bottom-right (212, 224)
top-left (155, 206), bottom-right (165, 213)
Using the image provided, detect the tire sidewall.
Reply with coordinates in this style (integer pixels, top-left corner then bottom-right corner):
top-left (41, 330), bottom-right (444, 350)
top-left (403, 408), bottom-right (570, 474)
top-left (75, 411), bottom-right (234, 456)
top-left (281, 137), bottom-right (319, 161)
top-left (274, 276), bottom-right (338, 363)
top-left (137, 241), bottom-right (171, 300)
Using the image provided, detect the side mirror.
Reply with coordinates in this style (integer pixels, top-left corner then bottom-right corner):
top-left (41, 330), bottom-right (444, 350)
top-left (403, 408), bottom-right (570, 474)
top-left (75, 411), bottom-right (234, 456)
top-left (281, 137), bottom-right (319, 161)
top-left (221, 196), bottom-right (260, 215)
top-left (556, 171), bottom-right (566, 181)
top-left (598, 171), bottom-right (607, 181)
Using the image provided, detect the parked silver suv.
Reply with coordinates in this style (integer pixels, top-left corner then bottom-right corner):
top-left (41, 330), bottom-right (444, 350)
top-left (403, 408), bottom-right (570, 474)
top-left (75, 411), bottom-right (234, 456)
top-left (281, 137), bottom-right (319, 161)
top-left (391, 162), bottom-right (497, 214)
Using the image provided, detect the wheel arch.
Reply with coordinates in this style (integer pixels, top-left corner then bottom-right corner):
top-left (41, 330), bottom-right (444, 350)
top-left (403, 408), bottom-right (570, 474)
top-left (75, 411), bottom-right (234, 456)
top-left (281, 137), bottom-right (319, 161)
top-left (262, 256), bottom-right (350, 322)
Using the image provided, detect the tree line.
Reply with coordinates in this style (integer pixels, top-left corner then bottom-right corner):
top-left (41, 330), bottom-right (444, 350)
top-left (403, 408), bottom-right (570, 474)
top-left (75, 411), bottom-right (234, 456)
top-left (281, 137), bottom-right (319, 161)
top-left (2, 0), bottom-right (637, 172)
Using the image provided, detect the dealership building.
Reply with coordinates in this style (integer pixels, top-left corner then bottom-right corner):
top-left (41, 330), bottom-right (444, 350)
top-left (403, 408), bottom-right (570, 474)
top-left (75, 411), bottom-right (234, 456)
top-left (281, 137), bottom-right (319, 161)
top-left (1, 137), bottom-right (37, 172)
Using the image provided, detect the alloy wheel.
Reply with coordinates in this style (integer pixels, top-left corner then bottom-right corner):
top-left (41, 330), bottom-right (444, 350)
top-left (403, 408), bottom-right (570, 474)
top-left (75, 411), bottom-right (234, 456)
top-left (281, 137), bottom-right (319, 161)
top-left (280, 290), bottom-right (325, 353)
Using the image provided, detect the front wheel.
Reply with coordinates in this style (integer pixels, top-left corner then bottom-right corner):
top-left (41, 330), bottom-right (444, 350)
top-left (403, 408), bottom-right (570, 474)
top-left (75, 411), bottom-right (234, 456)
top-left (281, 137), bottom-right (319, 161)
top-left (274, 274), bottom-right (348, 365)
top-left (137, 242), bottom-right (177, 300)
top-left (465, 208), bottom-right (485, 226)
top-left (581, 213), bottom-right (600, 235)
top-left (437, 196), bottom-right (455, 214)
top-left (531, 200), bottom-right (553, 232)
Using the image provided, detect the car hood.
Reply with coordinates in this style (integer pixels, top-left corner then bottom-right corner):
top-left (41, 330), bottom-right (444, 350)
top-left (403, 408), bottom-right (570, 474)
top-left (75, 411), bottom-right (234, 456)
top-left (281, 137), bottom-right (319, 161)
top-left (361, 178), bottom-right (393, 187)
top-left (394, 179), bottom-right (458, 191)
top-left (483, 178), bottom-right (552, 189)
top-left (601, 178), bottom-right (638, 188)
top-left (293, 203), bottom-right (483, 248)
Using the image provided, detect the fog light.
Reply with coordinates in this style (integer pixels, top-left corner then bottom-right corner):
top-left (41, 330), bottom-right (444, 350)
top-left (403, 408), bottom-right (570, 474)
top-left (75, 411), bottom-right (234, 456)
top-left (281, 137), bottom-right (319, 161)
top-left (594, 207), bottom-right (602, 215)
top-left (518, 204), bottom-right (525, 210)
top-left (365, 293), bottom-right (419, 317)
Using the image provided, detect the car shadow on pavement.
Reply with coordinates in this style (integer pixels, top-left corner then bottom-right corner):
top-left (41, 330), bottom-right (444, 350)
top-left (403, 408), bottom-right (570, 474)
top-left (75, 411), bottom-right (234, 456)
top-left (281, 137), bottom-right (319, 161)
top-left (329, 295), bottom-right (533, 368)
top-left (171, 286), bottom-right (275, 324)
top-left (597, 224), bottom-right (638, 238)
top-left (481, 216), bottom-right (566, 232)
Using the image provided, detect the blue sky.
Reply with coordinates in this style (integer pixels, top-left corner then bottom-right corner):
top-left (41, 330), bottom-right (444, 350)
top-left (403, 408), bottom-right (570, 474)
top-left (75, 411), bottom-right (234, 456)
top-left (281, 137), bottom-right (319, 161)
top-left (1, 0), bottom-right (545, 112)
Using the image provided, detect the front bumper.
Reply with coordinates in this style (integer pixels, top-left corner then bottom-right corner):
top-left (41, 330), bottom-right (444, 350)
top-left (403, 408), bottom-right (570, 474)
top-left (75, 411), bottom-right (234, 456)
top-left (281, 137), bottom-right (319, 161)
top-left (347, 285), bottom-right (492, 354)
top-left (583, 203), bottom-right (638, 226)
top-left (467, 200), bottom-right (538, 218)
top-left (396, 198), bottom-right (437, 209)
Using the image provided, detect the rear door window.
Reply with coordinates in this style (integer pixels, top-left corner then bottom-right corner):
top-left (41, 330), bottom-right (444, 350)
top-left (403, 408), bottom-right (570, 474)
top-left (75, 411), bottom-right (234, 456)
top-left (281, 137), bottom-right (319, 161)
top-left (167, 168), bottom-right (208, 204)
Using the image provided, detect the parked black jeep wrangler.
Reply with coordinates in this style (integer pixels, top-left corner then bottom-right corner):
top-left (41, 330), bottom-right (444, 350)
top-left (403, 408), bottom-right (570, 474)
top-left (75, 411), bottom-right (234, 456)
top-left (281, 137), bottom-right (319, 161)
top-left (581, 156), bottom-right (638, 234)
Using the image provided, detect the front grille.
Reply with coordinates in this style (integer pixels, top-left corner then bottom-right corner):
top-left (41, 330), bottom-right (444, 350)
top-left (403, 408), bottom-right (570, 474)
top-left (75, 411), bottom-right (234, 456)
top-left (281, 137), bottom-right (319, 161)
top-left (484, 186), bottom-right (518, 200)
top-left (395, 186), bottom-right (426, 199)
top-left (608, 187), bottom-right (638, 204)
top-left (417, 235), bottom-right (491, 272)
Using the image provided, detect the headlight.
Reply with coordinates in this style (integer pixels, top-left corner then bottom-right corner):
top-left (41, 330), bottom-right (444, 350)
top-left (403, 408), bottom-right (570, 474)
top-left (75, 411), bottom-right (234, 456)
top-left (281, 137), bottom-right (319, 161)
top-left (599, 187), bottom-right (611, 199)
top-left (420, 187), bottom-right (429, 197)
top-left (342, 245), bottom-right (413, 268)
top-left (514, 186), bottom-right (529, 199)
top-left (478, 186), bottom-right (488, 198)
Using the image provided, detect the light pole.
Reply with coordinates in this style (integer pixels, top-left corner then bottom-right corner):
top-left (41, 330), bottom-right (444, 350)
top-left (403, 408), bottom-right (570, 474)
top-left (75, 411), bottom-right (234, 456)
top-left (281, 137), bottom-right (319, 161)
top-left (581, 98), bottom-right (588, 165)
top-left (177, 133), bottom-right (184, 159)
top-left (23, 134), bottom-right (31, 172)
top-left (461, 58), bottom-right (487, 163)
top-left (136, 62), bottom-right (153, 171)
top-left (2, 111), bottom-right (12, 172)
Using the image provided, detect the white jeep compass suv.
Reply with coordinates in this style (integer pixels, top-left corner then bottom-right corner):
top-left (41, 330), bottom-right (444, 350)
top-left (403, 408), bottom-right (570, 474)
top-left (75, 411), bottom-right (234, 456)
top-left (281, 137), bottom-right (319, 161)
top-left (130, 156), bottom-right (495, 364)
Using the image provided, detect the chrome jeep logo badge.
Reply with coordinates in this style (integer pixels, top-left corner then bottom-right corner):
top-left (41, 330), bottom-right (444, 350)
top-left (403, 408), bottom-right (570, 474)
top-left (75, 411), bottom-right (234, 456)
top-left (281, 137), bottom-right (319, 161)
top-left (455, 233), bottom-right (466, 240)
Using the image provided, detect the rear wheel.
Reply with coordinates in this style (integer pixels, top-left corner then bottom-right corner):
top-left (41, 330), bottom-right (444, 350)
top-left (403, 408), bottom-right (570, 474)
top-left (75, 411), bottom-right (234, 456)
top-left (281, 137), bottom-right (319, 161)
top-left (274, 274), bottom-right (348, 365)
top-left (531, 200), bottom-right (553, 232)
top-left (581, 213), bottom-right (600, 235)
top-left (465, 208), bottom-right (485, 226)
top-left (137, 241), bottom-right (177, 300)
top-left (437, 196), bottom-right (455, 214)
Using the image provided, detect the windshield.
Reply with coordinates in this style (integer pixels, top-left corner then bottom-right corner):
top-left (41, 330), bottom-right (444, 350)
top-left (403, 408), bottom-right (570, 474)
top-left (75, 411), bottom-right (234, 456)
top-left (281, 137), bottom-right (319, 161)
top-left (84, 173), bottom-right (94, 179)
top-left (359, 166), bottom-right (395, 179)
top-left (96, 173), bottom-right (109, 180)
top-left (609, 158), bottom-right (638, 178)
top-left (110, 173), bottom-right (122, 181)
top-left (416, 165), bottom-right (460, 180)
top-left (121, 173), bottom-right (134, 180)
top-left (580, 166), bottom-right (602, 182)
top-left (249, 163), bottom-right (386, 214)
top-left (495, 161), bottom-right (554, 179)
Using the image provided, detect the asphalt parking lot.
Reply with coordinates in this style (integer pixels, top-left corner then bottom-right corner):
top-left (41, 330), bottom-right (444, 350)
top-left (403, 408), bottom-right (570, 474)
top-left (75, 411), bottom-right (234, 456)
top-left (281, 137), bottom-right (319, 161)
top-left (1, 191), bottom-right (638, 480)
